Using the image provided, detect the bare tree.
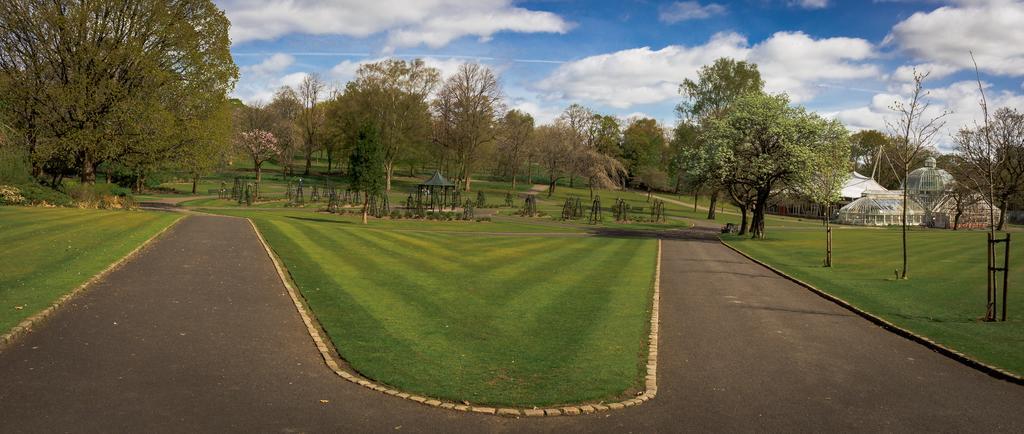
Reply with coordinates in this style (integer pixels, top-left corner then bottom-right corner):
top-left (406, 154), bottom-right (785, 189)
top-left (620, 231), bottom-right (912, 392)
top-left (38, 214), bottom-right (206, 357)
top-left (887, 69), bottom-right (948, 279)
top-left (533, 124), bottom-right (572, 197)
top-left (557, 104), bottom-right (595, 188)
top-left (432, 63), bottom-right (504, 191)
top-left (496, 109), bottom-right (535, 191)
top-left (298, 74), bottom-right (326, 175)
top-left (267, 86), bottom-right (302, 176)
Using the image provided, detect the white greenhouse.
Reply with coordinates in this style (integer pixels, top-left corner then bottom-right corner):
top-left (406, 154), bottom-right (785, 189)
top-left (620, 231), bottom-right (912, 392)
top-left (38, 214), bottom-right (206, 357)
top-left (837, 190), bottom-right (926, 226)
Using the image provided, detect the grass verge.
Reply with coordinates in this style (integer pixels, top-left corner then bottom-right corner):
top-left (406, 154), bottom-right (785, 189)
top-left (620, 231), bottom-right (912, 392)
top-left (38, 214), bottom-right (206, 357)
top-left (0, 207), bottom-right (181, 334)
top-left (723, 226), bottom-right (1024, 376)
top-left (242, 209), bottom-right (658, 406)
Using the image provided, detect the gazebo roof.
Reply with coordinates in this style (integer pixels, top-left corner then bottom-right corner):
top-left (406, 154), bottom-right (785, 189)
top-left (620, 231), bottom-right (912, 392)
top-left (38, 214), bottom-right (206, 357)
top-left (419, 170), bottom-right (454, 187)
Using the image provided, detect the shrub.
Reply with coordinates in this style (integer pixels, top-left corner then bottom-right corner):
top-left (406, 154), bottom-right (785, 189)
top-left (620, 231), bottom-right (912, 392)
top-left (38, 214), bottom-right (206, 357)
top-left (0, 184), bottom-right (26, 204)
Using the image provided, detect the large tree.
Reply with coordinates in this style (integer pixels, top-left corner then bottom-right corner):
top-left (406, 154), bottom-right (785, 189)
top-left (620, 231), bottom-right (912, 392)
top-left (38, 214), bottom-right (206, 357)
top-left (267, 86), bottom-right (303, 177)
top-left (433, 63), bottom-right (503, 191)
top-left (557, 104), bottom-right (595, 188)
top-left (703, 92), bottom-right (822, 239)
top-left (0, 0), bottom-right (237, 185)
top-left (348, 124), bottom-right (385, 224)
top-left (621, 118), bottom-right (665, 188)
top-left (496, 109), bottom-right (534, 191)
top-left (533, 124), bottom-right (572, 197)
top-left (297, 74), bottom-right (326, 176)
top-left (677, 57), bottom-right (764, 219)
top-left (342, 59), bottom-right (439, 190)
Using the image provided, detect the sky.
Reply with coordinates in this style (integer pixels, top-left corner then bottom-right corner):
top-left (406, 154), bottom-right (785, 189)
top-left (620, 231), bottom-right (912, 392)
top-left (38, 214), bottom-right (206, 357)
top-left (217, 0), bottom-right (1024, 151)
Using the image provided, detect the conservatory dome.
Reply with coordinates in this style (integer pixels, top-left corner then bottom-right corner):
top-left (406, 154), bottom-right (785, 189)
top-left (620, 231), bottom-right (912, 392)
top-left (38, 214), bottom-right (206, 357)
top-left (905, 157), bottom-right (953, 194)
top-left (904, 157), bottom-right (954, 211)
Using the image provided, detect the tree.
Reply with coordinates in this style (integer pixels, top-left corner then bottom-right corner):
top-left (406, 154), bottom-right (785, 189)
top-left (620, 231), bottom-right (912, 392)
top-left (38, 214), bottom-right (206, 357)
top-left (668, 122), bottom-right (699, 193)
top-left (887, 70), bottom-right (948, 279)
top-left (433, 63), bottom-right (504, 191)
top-left (496, 110), bottom-right (535, 191)
top-left (621, 118), bottom-right (665, 187)
top-left (236, 130), bottom-right (279, 184)
top-left (533, 124), bottom-right (572, 197)
top-left (343, 59), bottom-right (439, 190)
top-left (267, 86), bottom-right (303, 177)
top-left (348, 124), bottom-right (385, 224)
top-left (557, 104), bottom-right (595, 188)
top-left (955, 107), bottom-right (1024, 231)
top-left (579, 147), bottom-right (626, 199)
top-left (678, 57), bottom-right (764, 219)
top-left (703, 92), bottom-right (820, 239)
top-left (298, 74), bottom-right (326, 176)
top-left (0, 0), bottom-right (237, 185)
top-left (800, 119), bottom-right (851, 267)
top-left (179, 100), bottom-right (233, 194)
top-left (591, 115), bottom-right (622, 158)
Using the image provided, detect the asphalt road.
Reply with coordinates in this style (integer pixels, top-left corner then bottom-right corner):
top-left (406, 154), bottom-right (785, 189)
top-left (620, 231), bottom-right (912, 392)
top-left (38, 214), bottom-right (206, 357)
top-left (1, 214), bottom-right (1023, 432)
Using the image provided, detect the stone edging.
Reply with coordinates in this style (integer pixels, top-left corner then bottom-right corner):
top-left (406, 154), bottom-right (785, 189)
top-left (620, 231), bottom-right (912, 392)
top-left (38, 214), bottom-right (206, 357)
top-left (719, 239), bottom-right (1024, 386)
top-left (0, 215), bottom-right (185, 351)
top-left (248, 217), bottom-right (663, 417)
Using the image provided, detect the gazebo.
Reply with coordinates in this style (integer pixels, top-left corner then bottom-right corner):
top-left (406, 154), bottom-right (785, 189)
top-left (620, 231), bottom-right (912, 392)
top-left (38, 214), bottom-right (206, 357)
top-left (416, 171), bottom-right (457, 211)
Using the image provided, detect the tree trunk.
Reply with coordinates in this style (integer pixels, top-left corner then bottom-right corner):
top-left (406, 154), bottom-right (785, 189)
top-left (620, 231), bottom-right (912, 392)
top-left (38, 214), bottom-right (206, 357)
top-left (750, 188), bottom-right (770, 239)
top-left (901, 168), bottom-right (909, 279)
top-left (327, 151), bottom-right (333, 174)
top-left (192, 175), bottom-right (198, 194)
top-left (548, 178), bottom-right (557, 197)
top-left (824, 206), bottom-right (832, 267)
top-left (694, 191), bottom-right (698, 213)
top-left (707, 189), bottom-right (719, 220)
top-left (80, 150), bottom-right (97, 184)
top-left (954, 209), bottom-right (962, 230)
top-left (304, 149), bottom-right (312, 176)
top-left (385, 162), bottom-right (394, 192)
top-left (464, 175), bottom-right (472, 192)
top-left (738, 206), bottom-right (748, 235)
top-left (511, 169), bottom-right (518, 192)
top-left (255, 160), bottom-right (263, 185)
top-left (362, 196), bottom-right (369, 224)
top-left (647, 187), bottom-right (652, 202)
top-left (997, 196), bottom-right (1008, 231)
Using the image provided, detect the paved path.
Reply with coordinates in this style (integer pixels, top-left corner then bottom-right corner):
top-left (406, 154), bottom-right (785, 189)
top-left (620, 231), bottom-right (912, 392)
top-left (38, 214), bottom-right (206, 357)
top-left (2, 215), bottom-right (1023, 432)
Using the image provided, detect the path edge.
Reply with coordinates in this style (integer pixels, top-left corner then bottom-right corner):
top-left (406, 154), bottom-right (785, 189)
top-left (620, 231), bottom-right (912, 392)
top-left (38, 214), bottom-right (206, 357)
top-left (0, 213), bottom-right (185, 352)
top-left (247, 217), bottom-right (662, 417)
top-left (719, 238), bottom-right (1024, 386)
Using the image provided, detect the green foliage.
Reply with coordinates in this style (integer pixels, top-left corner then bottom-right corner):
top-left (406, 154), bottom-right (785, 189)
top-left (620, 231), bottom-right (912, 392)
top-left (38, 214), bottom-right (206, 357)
top-left (0, 0), bottom-right (238, 183)
top-left (348, 124), bottom-right (385, 196)
top-left (677, 57), bottom-right (765, 121)
top-left (621, 118), bottom-right (665, 178)
top-left (703, 92), bottom-right (830, 238)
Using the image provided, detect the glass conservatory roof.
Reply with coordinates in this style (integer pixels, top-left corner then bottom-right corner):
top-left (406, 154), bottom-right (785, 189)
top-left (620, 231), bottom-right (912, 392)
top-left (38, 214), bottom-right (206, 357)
top-left (905, 157), bottom-right (954, 193)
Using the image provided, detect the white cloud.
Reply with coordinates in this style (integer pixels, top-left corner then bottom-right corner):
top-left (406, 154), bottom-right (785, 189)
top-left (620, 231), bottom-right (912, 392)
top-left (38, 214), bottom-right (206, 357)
top-left (791, 0), bottom-right (829, 9)
top-left (535, 31), bottom-right (879, 108)
top-left (241, 53), bottom-right (295, 76)
top-left (834, 80), bottom-right (1024, 151)
top-left (218, 0), bottom-right (572, 51)
top-left (658, 2), bottom-right (727, 23)
top-left (887, 0), bottom-right (1024, 76)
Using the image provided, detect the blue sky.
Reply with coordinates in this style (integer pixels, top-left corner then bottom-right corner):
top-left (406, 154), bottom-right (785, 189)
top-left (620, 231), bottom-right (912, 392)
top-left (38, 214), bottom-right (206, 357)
top-left (218, 0), bottom-right (1024, 149)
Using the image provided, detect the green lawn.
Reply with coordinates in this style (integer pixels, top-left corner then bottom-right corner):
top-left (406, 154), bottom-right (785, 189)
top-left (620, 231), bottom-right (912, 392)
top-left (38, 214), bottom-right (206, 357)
top-left (242, 209), bottom-right (658, 406)
top-left (0, 207), bottom-right (181, 334)
top-left (724, 226), bottom-right (1024, 376)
